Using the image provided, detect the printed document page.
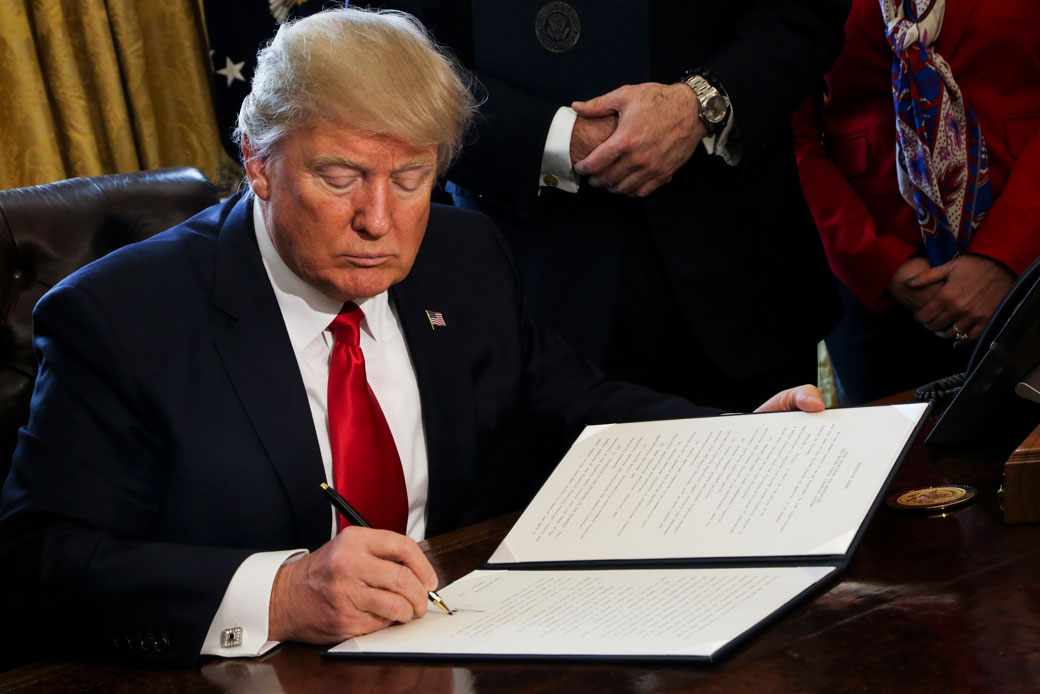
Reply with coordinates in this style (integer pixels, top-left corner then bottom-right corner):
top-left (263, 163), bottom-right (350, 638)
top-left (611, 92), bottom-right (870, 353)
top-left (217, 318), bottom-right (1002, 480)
top-left (329, 566), bottom-right (836, 659)
top-left (490, 404), bottom-right (928, 564)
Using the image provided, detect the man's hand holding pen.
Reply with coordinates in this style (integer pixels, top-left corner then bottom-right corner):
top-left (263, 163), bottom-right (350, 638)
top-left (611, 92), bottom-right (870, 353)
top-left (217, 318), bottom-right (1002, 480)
top-left (268, 526), bottom-right (438, 644)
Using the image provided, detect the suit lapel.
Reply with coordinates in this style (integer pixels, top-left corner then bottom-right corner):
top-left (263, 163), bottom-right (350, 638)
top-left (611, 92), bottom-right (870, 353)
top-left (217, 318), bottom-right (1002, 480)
top-left (210, 195), bottom-right (329, 549)
top-left (391, 241), bottom-right (476, 538)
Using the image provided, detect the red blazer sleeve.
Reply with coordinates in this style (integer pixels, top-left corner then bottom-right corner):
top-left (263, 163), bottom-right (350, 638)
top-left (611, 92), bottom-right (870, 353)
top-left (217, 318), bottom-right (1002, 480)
top-left (792, 93), bottom-right (915, 310)
top-left (967, 122), bottom-right (1040, 276)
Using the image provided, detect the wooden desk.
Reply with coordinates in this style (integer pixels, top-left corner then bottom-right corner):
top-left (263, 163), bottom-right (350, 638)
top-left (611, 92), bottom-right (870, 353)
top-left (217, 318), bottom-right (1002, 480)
top-left (3, 420), bottom-right (1039, 693)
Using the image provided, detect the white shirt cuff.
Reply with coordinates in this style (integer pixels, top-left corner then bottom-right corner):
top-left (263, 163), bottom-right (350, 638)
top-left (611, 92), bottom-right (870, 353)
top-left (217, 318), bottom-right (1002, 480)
top-left (539, 106), bottom-right (580, 193)
top-left (701, 102), bottom-right (742, 166)
top-left (201, 549), bottom-right (308, 658)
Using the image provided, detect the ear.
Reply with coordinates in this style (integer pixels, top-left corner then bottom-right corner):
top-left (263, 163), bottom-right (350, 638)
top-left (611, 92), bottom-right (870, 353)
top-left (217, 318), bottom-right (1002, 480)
top-left (241, 136), bottom-right (271, 200)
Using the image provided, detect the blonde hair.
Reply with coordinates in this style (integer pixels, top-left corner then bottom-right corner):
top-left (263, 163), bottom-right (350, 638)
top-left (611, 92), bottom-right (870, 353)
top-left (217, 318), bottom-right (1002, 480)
top-left (235, 6), bottom-right (476, 174)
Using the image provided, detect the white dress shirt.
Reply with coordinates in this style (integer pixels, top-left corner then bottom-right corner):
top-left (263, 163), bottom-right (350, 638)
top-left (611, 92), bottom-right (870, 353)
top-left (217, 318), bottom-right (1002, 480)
top-left (201, 197), bottom-right (429, 657)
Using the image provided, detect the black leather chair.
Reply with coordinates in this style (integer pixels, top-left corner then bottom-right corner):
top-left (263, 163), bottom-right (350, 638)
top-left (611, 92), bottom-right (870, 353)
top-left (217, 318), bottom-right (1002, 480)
top-left (0, 167), bottom-right (219, 488)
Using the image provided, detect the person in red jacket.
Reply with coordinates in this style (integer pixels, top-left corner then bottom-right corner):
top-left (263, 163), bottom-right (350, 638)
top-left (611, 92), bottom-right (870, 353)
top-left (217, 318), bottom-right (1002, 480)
top-left (793, 0), bottom-right (1040, 404)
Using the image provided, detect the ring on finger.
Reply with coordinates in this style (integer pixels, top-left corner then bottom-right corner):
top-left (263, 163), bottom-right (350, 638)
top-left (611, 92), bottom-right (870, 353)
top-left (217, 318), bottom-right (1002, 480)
top-left (952, 324), bottom-right (968, 342)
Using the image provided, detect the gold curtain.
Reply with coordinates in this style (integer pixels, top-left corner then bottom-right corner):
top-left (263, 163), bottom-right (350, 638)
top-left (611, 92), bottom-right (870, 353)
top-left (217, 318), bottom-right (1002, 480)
top-left (0, 0), bottom-right (225, 189)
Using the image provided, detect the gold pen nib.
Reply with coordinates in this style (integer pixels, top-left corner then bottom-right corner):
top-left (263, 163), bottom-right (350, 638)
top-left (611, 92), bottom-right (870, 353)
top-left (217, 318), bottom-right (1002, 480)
top-left (429, 591), bottom-right (453, 615)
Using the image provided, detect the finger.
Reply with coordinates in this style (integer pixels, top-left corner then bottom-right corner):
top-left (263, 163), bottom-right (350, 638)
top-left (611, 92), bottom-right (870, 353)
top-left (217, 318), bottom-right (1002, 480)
top-left (610, 168), bottom-right (659, 197)
top-left (793, 386), bottom-right (827, 412)
top-left (571, 89), bottom-right (623, 118)
top-left (940, 321), bottom-right (973, 341)
top-left (933, 316), bottom-right (964, 336)
top-left (923, 312), bottom-right (957, 334)
top-left (913, 293), bottom-right (950, 327)
top-left (587, 154), bottom-right (640, 190)
top-left (334, 611), bottom-right (394, 639)
top-left (576, 111), bottom-right (652, 176)
top-left (388, 560), bottom-right (432, 618)
top-left (602, 152), bottom-right (662, 195)
top-left (612, 146), bottom-right (679, 195)
top-left (905, 264), bottom-right (949, 288)
top-left (917, 303), bottom-right (962, 333)
top-left (352, 583), bottom-right (425, 624)
top-left (634, 175), bottom-right (670, 198)
top-left (754, 385), bottom-right (825, 413)
top-left (575, 133), bottom-right (630, 177)
top-left (343, 552), bottom-right (430, 619)
top-left (355, 528), bottom-right (439, 592)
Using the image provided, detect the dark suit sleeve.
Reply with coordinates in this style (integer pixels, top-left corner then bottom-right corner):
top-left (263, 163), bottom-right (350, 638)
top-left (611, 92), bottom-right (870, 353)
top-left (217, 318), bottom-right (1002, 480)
top-left (0, 284), bottom-right (250, 666)
top-left (703, 0), bottom-right (851, 156)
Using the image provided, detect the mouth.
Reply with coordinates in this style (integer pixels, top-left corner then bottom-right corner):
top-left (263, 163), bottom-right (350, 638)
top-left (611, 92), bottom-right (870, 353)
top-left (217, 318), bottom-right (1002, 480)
top-left (344, 254), bottom-right (392, 268)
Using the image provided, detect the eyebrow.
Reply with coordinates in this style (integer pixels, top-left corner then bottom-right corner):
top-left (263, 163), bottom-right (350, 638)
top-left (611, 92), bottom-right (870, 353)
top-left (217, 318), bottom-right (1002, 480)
top-left (309, 155), bottom-right (435, 175)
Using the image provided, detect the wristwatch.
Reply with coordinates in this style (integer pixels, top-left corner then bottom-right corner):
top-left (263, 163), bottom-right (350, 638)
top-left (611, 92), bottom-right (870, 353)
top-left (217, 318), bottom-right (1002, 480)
top-left (680, 70), bottom-right (731, 135)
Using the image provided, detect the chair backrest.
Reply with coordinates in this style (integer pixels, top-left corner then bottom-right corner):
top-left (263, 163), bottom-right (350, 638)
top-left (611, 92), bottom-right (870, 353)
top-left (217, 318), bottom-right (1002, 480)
top-left (0, 167), bottom-right (220, 486)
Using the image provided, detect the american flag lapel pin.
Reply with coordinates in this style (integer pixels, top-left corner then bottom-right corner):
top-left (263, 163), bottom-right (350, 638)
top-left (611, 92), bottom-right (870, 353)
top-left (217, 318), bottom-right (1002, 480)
top-left (425, 309), bottom-right (447, 330)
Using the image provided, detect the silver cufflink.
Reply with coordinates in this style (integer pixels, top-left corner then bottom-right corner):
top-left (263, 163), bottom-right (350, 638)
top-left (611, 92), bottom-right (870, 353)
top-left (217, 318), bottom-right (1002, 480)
top-left (221, 626), bottom-right (243, 648)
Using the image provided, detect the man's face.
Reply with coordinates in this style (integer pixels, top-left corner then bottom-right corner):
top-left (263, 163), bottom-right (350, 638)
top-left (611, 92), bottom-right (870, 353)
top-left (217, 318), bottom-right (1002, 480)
top-left (246, 121), bottom-right (437, 303)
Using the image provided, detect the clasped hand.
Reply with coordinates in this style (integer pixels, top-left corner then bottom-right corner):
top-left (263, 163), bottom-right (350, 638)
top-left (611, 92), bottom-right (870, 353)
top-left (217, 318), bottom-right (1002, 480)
top-left (888, 254), bottom-right (1015, 340)
top-left (570, 82), bottom-right (705, 198)
top-left (268, 526), bottom-right (438, 644)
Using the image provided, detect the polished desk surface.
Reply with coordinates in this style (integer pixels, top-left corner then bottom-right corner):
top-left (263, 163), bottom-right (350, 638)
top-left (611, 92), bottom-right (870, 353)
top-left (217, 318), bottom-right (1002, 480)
top-left (3, 416), bottom-right (1040, 693)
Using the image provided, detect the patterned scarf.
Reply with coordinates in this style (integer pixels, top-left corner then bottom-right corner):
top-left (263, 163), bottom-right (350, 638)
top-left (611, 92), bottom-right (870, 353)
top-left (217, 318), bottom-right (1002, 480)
top-left (880, 0), bottom-right (991, 265)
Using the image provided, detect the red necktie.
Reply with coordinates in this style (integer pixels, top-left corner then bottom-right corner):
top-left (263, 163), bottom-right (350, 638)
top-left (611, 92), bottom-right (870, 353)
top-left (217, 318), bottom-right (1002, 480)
top-left (327, 302), bottom-right (408, 534)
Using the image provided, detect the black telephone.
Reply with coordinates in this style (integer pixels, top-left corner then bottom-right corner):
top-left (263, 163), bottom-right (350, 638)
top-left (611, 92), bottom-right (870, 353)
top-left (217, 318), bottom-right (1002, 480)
top-left (921, 254), bottom-right (1040, 448)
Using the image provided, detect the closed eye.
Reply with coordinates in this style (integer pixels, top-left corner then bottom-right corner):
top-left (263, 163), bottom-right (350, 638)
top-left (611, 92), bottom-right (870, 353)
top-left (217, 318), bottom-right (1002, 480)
top-left (322, 175), bottom-right (359, 190)
top-left (320, 172), bottom-right (360, 190)
top-left (312, 162), bottom-right (361, 191)
top-left (392, 168), bottom-right (433, 193)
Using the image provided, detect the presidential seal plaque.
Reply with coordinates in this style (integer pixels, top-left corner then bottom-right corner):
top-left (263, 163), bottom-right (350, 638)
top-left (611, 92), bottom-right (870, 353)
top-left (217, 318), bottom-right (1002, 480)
top-left (536, 2), bottom-right (581, 53)
top-left (886, 485), bottom-right (978, 513)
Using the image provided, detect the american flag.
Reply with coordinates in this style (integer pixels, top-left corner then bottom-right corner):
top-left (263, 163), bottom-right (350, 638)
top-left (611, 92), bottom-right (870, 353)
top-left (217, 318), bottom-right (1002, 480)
top-left (425, 310), bottom-right (447, 328)
top-left (203, 0), bottom-right (322, 161)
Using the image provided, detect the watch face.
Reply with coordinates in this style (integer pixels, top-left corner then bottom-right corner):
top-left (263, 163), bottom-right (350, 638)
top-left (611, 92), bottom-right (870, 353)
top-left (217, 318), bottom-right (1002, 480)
top-left (702, 94), bottom-right (726, 123)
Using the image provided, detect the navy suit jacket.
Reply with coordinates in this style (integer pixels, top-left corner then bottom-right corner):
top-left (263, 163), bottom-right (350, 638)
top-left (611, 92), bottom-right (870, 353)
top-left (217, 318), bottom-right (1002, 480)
top-left (0, 193), bottom-right (711, 665)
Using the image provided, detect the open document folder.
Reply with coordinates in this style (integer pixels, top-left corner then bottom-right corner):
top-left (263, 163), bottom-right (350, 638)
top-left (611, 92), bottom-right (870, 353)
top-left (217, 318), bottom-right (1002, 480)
top-left (326, 403), bottom-right (930, 663)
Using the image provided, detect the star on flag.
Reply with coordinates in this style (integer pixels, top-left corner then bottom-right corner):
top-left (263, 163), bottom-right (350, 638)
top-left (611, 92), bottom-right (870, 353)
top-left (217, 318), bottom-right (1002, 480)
top-left (215, 56), bottom-right (246, 87)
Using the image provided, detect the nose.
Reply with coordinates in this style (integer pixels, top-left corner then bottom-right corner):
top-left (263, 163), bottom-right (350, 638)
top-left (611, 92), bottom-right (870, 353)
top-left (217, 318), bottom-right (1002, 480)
top-left (351, 178), bottom-right (391, 238)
